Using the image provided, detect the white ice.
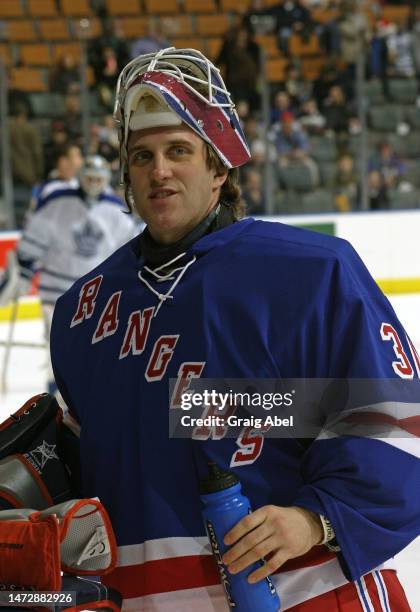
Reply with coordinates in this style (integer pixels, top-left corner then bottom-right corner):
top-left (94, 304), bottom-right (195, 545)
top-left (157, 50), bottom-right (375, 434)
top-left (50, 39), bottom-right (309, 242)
top-left (0, 294), bottom-right (419, 610)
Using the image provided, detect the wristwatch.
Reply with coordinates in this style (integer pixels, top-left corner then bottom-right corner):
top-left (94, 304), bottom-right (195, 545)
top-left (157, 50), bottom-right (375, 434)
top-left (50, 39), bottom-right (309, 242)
top-left (319, 514), bottom-right (341, 552)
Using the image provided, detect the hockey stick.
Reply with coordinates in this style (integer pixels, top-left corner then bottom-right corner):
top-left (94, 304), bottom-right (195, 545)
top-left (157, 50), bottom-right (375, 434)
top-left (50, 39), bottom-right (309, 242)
top-left (0, 292), bottom-right (20, 395)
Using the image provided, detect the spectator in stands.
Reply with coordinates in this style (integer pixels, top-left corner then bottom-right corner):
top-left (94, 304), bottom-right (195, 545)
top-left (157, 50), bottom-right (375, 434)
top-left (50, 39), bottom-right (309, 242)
top-left (368, 142), bottom-right (406, 190)
top-left (283, 63), bottom-right (312, 108)
top-left (130, 21), bottom-right (171, 61)
top-left (93, 46), bottom-right (121, 111)
top-left (410, 6), bottom-right (420, 80)
top-left (216, 26), bottom-right (261, 112)
top-left (323, 85), bottom-right (353, 136)
top-left (337, 0), bottom-right (371, 98)
top-left (333, 154), bottom-right (358, 211)
top-left (43, 121), bottom-right (70, 176)
top-left (271, 0), bottom-right (314, 54)
top-left (387, 20), bottom-right (416, 78)
top-left (270, 90), bottom-right (295, 123)
top-left (49, 53), bottom-right (80, 95)
top-left (89, 18), bottom-right (129, 69)
top-left (32, 143), bottom-right (83, 211)
top-left (242, 167), bottom-right (266, 216)
top-left (242, 0), bottom-right (277, 36)
top-left (269, 111), bottom-right (319, 183)
top-left (63, 94), bottom-right (84, 146)
top-left (9, 103), bottom-right (44, 228)
top-left (299, 98), bottom-right (326, 135)
top-left (368, 169), bottom-right (389, 210)
top-left (312, 60), bottom-right (345, 108)
top-left (368, 19), bottom-right (392, 101)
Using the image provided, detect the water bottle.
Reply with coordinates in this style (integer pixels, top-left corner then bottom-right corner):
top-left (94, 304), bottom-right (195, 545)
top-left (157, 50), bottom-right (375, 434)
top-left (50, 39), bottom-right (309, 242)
top-left (199, 463), bottom-right (280, 611)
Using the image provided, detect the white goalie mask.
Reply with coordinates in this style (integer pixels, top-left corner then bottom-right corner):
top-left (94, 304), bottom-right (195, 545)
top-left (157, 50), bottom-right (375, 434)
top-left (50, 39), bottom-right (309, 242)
top-left (79, 156), bottom-right (111, 198)
top-left (113, 47), bottom-right (251, 182)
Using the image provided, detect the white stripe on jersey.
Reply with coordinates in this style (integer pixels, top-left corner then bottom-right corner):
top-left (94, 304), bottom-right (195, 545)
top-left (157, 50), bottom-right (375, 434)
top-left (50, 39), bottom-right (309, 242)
top-left (373, 570), bottom-right (391, 612)
top-left (355, 576), bottom-right (375, 612)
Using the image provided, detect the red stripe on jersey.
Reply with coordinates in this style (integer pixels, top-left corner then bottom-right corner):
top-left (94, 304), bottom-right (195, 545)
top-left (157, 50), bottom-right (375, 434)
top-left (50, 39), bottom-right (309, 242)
top-left (103, 548), bottom-right (335, 598)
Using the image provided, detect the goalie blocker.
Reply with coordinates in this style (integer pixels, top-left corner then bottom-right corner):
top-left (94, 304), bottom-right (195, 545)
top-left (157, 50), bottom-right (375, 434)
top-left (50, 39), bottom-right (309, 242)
top-left (0, 394), bottom-right (121, 611)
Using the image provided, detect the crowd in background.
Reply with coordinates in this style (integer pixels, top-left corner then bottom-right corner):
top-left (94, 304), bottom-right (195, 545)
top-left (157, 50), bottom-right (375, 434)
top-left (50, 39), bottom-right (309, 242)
top-left (7, 0), bottom-right (420, 226)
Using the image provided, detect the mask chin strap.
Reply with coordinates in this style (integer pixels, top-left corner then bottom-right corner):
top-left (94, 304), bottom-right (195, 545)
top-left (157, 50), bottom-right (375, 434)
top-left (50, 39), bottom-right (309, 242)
top-left (138, 253), bottom-right (197, 317)
top-left (139, 203), bottom-right (221, 269)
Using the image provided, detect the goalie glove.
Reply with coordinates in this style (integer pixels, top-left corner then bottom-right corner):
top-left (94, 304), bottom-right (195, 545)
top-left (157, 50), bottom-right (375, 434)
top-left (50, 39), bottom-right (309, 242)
top-left (0, 394), bottom-right (75, 510)
top-left (0, 499), bottom-right (117, 591)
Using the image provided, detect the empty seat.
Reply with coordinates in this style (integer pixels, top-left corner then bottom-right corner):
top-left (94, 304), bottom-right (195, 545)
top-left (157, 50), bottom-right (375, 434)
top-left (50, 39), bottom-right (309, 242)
top-left (362, 80), bottom-right (385, 105)
top-left (389, 79), bottom-right (418, 104)
top-left (29, 92), bottom-right (67, 116)
top-left (275, 190), bottom-right (304, 215)
top-left (171, 37), bottom-right (205, 54)
top-left (265, 58), bottom-right (288, 82)
top-left (20, 44), bottom-right (51, 67)
top-left (220, 0), bottom-right (249, 10)
top-left (301, 189), bottom-right (335, 213)
top-left (279, 163), bottom-right (319, 192)
top-left (161, 15), bottom-right (193, 37)
top-left (301, 57), bottom-right (326, 80)
top-left (207, 37), bottom-right (223, 59)
top-left (144, 0), bottom-right (179, 14)
top-left (289, 34), bottom-right (322, 57)
top-left (196, 14), bottom-right (231, 37)
top-left (309, 135), bottom-right (337, 163)
top-left (369, 105), bottom-right (403, 131)
top-left (405, 106), bottom-right (420, 130)
top-left (7, 20), bottom-right (37, 42)
top-left (9, 67), bottom-right (47, 92)
top-left (184, 0), bottom-right (216, 12)
top-left (255, 35), bottom-right (279, 58)
top-left (105, 0), bottom-right (141, 16)
top-left (388, 133), bottom-right (420, 158)
top-left (319, 161), bottom-right (337, 188)
top-left (39, 18), bottom-right (71, 40)
top-left (60, 0), bottom-right (93, 17)
top-left (117, 17), bottom-right (148, 39)
top-left (0, 45), bottom-right (13, 67)
top-left (388, 189), bottom-right (419, 210)
top-left (0, 0), bottom-right (25, 18)
top-left (27, 0), bottom-right (58, 17)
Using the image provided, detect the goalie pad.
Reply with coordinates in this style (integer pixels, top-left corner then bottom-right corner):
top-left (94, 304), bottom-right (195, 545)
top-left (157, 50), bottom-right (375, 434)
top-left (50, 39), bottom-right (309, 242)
top-left (0, 499), bottom-right (117, 583)
top-left (0, 394), bottom-right (73, 510)
top-left (38, 498), bottom-right (117, 576)
top-left (0, 510), bottom-right (61, 591)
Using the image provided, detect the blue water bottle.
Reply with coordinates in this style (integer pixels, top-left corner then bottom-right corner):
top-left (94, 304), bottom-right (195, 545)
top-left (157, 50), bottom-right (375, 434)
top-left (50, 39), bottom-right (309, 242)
top-left (199, 463), bottom-right (280, 611)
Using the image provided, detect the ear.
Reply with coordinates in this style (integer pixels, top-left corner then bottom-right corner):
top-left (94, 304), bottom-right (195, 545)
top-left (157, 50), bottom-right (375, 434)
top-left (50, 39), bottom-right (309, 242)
top-left (213, 167), bottom-right (228, 189)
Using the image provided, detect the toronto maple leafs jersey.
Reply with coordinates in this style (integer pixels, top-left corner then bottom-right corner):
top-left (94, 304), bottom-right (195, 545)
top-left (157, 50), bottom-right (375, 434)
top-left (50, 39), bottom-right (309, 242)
top-left (17, 187), bottom-right (138, 305)
top-left (50, 218), bottom-right (420, 611)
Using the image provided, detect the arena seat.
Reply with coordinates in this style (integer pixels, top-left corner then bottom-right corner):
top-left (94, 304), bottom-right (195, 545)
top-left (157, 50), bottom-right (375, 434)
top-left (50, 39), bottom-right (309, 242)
top-left (27, 0), bottom-right (58, 18)
top-left (105, 0), bottom-right (142, 16)
top-left (144, 0), bottom-right (179, 14)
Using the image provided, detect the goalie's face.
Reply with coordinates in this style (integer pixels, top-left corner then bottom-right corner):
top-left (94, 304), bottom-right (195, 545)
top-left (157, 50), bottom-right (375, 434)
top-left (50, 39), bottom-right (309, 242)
top-left (127, 124), bottom-right (227, 245)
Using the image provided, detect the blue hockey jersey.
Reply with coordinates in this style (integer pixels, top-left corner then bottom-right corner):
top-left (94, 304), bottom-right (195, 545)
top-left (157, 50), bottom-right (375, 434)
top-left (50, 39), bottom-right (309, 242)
top-left (51, 218), bottom-right (420, 611)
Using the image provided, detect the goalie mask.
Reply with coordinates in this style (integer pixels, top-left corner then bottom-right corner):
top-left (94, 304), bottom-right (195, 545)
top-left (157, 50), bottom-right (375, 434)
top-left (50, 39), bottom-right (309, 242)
top-left (79, 156), bottom-right (111, 199)
top-left (113, 47), bottom-right (251, 182)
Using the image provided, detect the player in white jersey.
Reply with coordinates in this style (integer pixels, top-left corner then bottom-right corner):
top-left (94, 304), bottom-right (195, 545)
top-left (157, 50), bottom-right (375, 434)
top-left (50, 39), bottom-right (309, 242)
top-left (0, 155), bottom-right (139, 391)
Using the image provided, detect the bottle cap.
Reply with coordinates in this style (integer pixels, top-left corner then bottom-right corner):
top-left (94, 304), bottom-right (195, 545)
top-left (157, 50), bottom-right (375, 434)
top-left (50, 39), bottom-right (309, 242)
top-left (199, 462), bottom-right (239, 494)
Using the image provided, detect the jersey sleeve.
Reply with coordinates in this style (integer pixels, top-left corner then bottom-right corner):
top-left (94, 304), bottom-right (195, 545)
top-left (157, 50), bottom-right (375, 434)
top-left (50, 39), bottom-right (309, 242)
top-left (293, 241), bottom-right (420, 581)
